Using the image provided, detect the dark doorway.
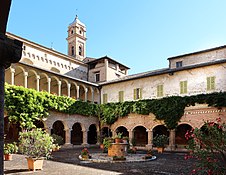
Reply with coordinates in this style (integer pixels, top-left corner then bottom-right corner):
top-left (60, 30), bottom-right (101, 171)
top-left (88, 124), bottom-right (97, 144)
top-left (51, 120), bottom-right (65, 144)
top-left (133, 126), bottom-right (148, 146)
top-left (71, 123), bottom-right (83, 145)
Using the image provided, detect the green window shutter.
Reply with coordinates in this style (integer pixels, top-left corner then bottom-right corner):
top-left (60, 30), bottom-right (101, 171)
top-left (207, 77), bottom-right (210, 90)
top-left (157, 85), bottom-right (163, 97)
top-left (133, 89), bottom-right (136, 100)
top-left (139, 88), bottom-right (142, 99)
top-left (160, 85), bottom-right (163, 96)
top-left (119, 91), bottom-right (124, 102)
top-left (103, 94), bottom-right (108, 104)
top-left (184, 81), bottom-right (187, 93)
top-left (180, 81), bottom-right (183, 94)
top-left (211, 76), bottom-right (215, 90)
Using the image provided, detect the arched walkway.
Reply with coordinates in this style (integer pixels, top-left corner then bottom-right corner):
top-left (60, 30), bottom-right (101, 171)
top-left (153, 125), bottom-right (169, 138)
top-left (88, 124), bottom-right (97, 144)
top-left (101, 127), bottom-right (112, 138)
top-left (51, 120), bottom-right (65, 144)
top-left (175, 124), bottom-right (192, 145)
top-left (116, 126), bottom-right (129, 137)
top-left (133, 126), bottom-right (148, 146)
top-left (4, 116), bottom-right (21, 142)
top-left (71, 123), bottom-right (83, 145)
top-left (33, 120), bottom-right (45, 129)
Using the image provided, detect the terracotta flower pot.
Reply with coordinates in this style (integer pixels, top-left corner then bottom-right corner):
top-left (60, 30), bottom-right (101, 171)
top-left (157, 147), bottom-right (164, 153)
top-left (115, 138), bottom-right (122, 143)
top-left (4, 154), bottom-right (12, 161)
top-left (26, 157), bottom-right (44, 171)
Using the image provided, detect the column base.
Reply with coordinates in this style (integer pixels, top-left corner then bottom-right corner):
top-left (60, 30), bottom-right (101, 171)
top-left (62, 143), bottom-right (73, 148)
top-left (145, 144), bottom-right (153, 150)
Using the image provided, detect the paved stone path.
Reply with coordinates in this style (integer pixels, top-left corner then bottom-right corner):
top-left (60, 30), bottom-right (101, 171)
top-left (4, 147), bottom-right (195, 175)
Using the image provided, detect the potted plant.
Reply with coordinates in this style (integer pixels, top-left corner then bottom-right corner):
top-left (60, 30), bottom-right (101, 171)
top-left (114, 132), bottom-right (123, 143)
top-left (103, 137), bottom-right (113, 152)
top-left (19, 128), bottom-right (54, 171)
top-left (79, 147), bottom-right (91, 160)
top-left (51, 134), bottom-right (63, 151)
top-left (4, 142), bottom-right (18, 161)
top-left (153, 134), bottom-right (168, 153)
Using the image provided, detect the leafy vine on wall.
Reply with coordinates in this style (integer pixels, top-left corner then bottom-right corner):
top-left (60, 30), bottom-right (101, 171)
top-left (4, 83), bottom-right (226, 129)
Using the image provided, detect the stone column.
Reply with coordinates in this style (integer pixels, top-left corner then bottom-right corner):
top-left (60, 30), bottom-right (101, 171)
top-left (24, 71), bottom-right (28, 88)
top-left (82, 129), bottom-right (88, 146)
top-left (10, 67), bottom-right (15, 85)
top-left (128, 129), bottom-right (134, 146)
top-left (58, 81), bottom-right (61, 96)
top-left (67, 83), bottom-right (71, 97)
top-left (84, 88), bottom-right (88, 102)
top-left (36, 75), bottom-right (40, 91)
top-left (146, 129), bottom-right (153, 149)
top-left (76, 85), bottom-right (80, 100)
top-left (96, 130), bottom-right (100, 145)
top-left (64, 128), bottom-right (72, 147)
top-left (169, 129), bottom-right (176, 150)
top-left (91, 88), bottom-right (94, 103)
top-left (47, 78), bottom-right (51, 93)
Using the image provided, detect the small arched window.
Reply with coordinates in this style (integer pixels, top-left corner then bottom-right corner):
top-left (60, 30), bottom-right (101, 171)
top-left (79, 46), bottom-right (82, 56)
top-left (71, 46), bottom-right (75, 56)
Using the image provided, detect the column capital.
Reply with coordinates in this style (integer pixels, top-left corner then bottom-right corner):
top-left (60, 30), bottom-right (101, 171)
top-left (48, 77), bottom-right (51, 82)
top-left (36, 75), bottom-right (40, 80)
top-left (10, 67), bottom-right (15, 73)
top-left (67, 83), bottom-right (71, 88)
top-left (58, 80), bottom-right (61, 85)
top-left (24, 71), bottom-right (28, 76)
top-left (85, 87), bottom-right (88, 93)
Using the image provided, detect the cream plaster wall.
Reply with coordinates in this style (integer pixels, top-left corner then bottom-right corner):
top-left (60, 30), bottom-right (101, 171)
top-left (101, 63), bottom-right (226, 103)
top-left (169, 47), bottom-right (226, 69)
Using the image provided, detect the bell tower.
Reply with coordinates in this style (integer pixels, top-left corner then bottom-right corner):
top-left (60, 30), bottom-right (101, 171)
top-left (67, 15), bottom-right (86, 61)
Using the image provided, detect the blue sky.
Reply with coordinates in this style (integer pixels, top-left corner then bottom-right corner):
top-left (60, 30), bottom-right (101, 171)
top-left (7, 1), bottom-right (226, 74)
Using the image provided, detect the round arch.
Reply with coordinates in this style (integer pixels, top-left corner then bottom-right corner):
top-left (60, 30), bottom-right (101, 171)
top-left (71, 122), bottom-right (83, 145)
top-left (51, 120), bottom-right (65, 144)
top-left (14, 66), bottom-right (25, 87)
top-left (39, 73), bottom-right (49, 92)
top-left (133, 125), bottom-right (148, 146)
top-left (115, 126), bottom-right (129, 137)
top-left (27, 69), bottom-right (38, 90)
top-left (175, 124), bottom-right (193, 146)
top-left (50, 76), bottom-right (59, 95)
top-left (88, 124), bottom-right (97, 144)
top-left (61, 79), bottom-right (68, 96)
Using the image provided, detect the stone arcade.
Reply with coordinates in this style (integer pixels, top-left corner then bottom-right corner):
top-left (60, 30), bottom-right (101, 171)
top-left (4, 16), bottom-right (226, 150)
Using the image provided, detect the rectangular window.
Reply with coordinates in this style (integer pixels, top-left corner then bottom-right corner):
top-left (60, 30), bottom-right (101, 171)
top-left (133, 88), bottom-right (142, 100)
top-left (180, 81), bottom-right (187, 94)
top-left (207, 76), bottom-right (215, 91)
top-left (118, 91), bottom-right (124, 102)
top-left (103, 94), bottom-right (108, 104)
top-left (157, 84), bottom-right (163, 97)
top-left (95, 72), bottom-right (100, 82)
top-left (176, 61), bottom-right (183, 68)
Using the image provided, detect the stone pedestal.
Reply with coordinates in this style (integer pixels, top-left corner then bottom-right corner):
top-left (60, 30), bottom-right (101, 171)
top-left (108, 143), bottom-right (127, 157)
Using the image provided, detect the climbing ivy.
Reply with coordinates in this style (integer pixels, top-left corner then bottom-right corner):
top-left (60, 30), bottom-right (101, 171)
top-left (4, 83), bottom-right (226, 129)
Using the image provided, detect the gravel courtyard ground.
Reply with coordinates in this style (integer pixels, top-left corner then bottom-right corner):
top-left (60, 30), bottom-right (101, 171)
top-left (4, 147), bottom-right (195, 175)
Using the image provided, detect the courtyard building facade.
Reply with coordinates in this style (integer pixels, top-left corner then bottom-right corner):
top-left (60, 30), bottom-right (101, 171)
top-left (4, 16), bottom-right (226, 150)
